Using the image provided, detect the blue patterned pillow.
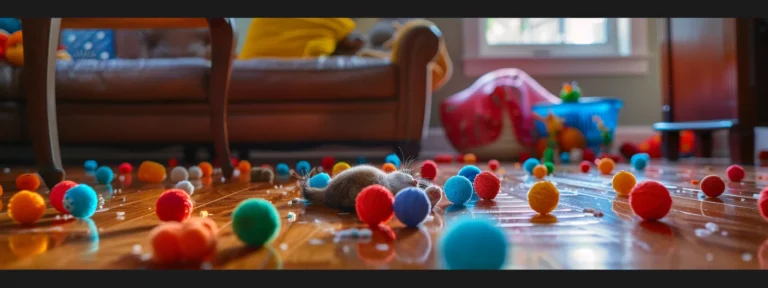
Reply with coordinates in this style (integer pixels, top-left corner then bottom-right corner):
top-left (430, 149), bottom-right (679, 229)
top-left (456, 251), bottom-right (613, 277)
top-left (60, 29), bottom-right (115, 60)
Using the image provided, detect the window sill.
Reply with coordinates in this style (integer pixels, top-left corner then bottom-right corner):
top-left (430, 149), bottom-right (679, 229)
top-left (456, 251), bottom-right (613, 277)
top-left (463, 56), bottom-right (650, 78)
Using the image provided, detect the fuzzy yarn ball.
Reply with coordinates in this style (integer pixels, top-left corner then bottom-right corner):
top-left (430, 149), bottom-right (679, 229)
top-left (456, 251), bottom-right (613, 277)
top-left (16, 173), bottom-right (40, 191)
top-left (321, 156), bottom-right (336, 172)
top-left (137, 161), bottom-right (167, 183)
top-left (356, 184), bottom-right (395, 227)
top-left (579, 161), bottom-right (591, 173)
top-left (118, 162), bottom-right (133, 174)
top-left (444, 176), bottom-right (473, 205)
top-left (598, 158), bottom-right (615, 175)
top-left (84, 160), bottom-right (98, 171)
top-left (532, 164), bottom-right (548, 179)
top-left (474, 171), bottom-right (500, 200)
top-left (560, 152), bottom-right (570, 164)
top-left (420, 160), bottom-right (438, 181)
top-left (759, 187), bottom-right (768, 221)
top-left (438, 216), bottom-right (507, 270)
top-left (156, 189), bottom-right (194, 222)
top-left (488, 159), bottom-right (500, 171)
top-left (309, 172), bottom-right (331, 188)
top-left (174, 180), bottom-right (195, 195)
top-left (149, 222), bottom-right (184, 264)
top-left (527, 181), bottom-right (559, 215)
top-left (94, 166), bottom-right (114, 185)
top-left (700, 175), bottom-right (726, 198)
top-left (50, 180), bottom-right (77, 214)
top-left (381, 163), bottom-right (397, 173)
top-left (425, 185), bottom-right (443, 208)
top-left (250, 167), bottom-right (274, 183)
top-left (458, 165), bottom-right (482, 183)
top-left (393, 187), bottom-right (431, 227)
top-left (188, 166), bottom-right (203, 180)
top-left (232, 198), bottom-right (281, 247)
top-left (631, 153), bottom-right (650, 171)
top-left (179, 217), bottom-right (218, 261)
top-left (612, 170), bottom-right (637, 196)
top-left (198, 162), bottom-right (214, 177)
top-left (8, 190), bottom-right (46, 225)
top-left (726, 165), bottom-right (745, 182)
top-left (332, 162), bottom-right (351, 176)
top-left (523, 158), bottom-right (540, 175)
top-left (629, 181), bottom-right (672, 221)
top-left (276, 163), bottom-right (290, 177)
top-left (296, 160), bottom-right (311, 176)
top-left (237, 160), bottom-right (252, 174)
top-left (169, 166), bottom-right (189, 182)
top-left (63, 184), bottom-right (98, 219)
top-left (385, 153), bottom-right (401, 168)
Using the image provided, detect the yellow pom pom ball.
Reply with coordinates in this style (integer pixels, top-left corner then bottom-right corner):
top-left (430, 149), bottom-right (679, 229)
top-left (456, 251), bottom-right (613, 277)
top-left (332, 162), bottom-right (351, 176)
top-left (8, 190), bottom-right (46, 225)
top-left (138, 161), bottom-right (167, 183)
top-left (598, 158), bottom-right (615, 175)
top-left (532, 164), bottom-right (548, 179)
top-left (612, 170), bottom-right (637, 196)
top-left (527, 181), bottom-right (559, 215)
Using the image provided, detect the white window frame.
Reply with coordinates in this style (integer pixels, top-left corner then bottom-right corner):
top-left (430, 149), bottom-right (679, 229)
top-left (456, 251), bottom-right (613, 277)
top-left (463, 18), bottom-right (650, 77)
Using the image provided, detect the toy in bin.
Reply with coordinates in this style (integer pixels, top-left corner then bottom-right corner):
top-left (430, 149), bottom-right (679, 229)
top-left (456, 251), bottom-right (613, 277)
top-left (532, 83), bottom-right (623, 155)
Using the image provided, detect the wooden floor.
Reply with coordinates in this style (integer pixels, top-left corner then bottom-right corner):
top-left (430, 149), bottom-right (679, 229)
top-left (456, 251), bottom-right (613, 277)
top-left (0, 161), bottom-right (767, 269)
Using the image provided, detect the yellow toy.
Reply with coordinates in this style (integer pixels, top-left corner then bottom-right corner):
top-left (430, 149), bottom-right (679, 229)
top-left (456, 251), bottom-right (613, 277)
top-left (8, 190), bottom-right (46, 225)
top-left (239, 18), bottom-right (358, 59)
top-left (533, 109), bottom-right (565, 163)
top-left (5, 31), bottom-right (71, 67)
top-left (527, 181), bottom-right (559, 215)
top-left (612, 170), bottom-right (637, 196)
top-left (332, 162), bottom-right (351, 176)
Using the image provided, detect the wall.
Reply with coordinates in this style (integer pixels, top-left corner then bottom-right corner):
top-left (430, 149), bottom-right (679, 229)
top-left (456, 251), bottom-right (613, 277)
top-left (231, 18), bottom-right (663, 128)
top-left (427, 18), bottom-right (663, 128)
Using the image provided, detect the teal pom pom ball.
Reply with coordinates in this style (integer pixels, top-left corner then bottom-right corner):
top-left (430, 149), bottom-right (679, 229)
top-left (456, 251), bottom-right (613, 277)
top-left (309, 173), bottom-right (331, 188)
top-left (276, 163), bottom-right (290, 176)
top-left (523, 158), bottom-right (540, 175)
top-left (458, 165), bottom-right (482, 183)
top-left (385, 153), bottom-right (401, 168)
top-left (631, 153), bottom-right (649, 171)
top-left (232, 198), bottom-right (281, 247)
top-left (63, 184), bottom-right (98, 219)
top-left (296, 161), bottom-right (311, 176)
top-left (438, 216), bottom-right (508, 270)
top-left (444, 176), bottom-right (473, 205)
top-left (84, 160), bottom-right (98, 171)
top-left (95, 166), bottom-right (114, 184)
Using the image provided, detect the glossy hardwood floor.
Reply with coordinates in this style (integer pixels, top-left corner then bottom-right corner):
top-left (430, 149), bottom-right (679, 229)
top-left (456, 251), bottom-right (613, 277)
top-left (0, 160), bottom-right (767, 269)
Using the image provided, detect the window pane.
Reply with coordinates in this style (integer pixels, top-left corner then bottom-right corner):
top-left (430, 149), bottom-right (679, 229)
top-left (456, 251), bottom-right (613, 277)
top-left (485, 18), bottom-right (608, 46)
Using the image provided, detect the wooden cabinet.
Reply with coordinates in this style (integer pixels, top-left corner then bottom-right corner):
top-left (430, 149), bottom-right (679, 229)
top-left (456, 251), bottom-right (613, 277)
top-left (656, 18), bottom-right (768, 164)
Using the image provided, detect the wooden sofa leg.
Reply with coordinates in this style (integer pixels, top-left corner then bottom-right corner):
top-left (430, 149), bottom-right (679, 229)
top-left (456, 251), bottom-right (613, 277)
top-left (21, 18), bottom-right (65, 188)
top-left (207, 18), bottom-right (234, 179)
top-left (661, 131), bottom-right (680, 162)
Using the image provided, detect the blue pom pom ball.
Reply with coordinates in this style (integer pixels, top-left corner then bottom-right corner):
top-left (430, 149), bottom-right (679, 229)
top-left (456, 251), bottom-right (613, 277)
top-left (309, 172), bottom-right (331, 188)
top-left (276, 163), bottom-right (290, 177)
top-left (385, 153), bottom-right (401, 168)
top-left (393, 187), bottom-right (431, 227)
top-left (438, 216), bottom-right (508, 270)
top-left (560, 152), bottom-right (571, 164)
top-left (444, 176), bottom-right (473, 205)
top-left (458, 165), bottom-right (482, 183)
top-left (296, 161), bottom-right (311, 176)
top-left (356, 156), bottom-right (367, 165)
top-left (631, 153), bottom-right (650, 171)
top-left (95, 166), bottom-right (114, 184)
top-left (84, 160), bottom-right (98, 171)
top-left (63, 184), bottom-right (98, 219)
top-left (523, 158), bottom-right (540, 175)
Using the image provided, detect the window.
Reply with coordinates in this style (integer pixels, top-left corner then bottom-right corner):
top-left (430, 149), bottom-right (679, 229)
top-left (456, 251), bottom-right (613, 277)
top-left (463, 18), bottom-right (649, 76)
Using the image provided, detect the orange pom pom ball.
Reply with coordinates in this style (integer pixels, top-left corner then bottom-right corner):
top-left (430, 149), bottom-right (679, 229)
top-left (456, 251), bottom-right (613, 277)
top-left (355, 184), bottom-right (394, 228)
top-left (527, 181), bottom-right (559, 215)
top-left (16, 173), bottom-right (40, 191)
top-left (612, 170), bottom-right (637, 196)
top-left (156, 189), bottom-right (194, 222)
top-left (532, 164), bottom-right (548, 179)
top-left (598, 158), bottom-right (615, 175)
top-left (237, 160), bottom-right (252, 174)
top-left (138, 161), bottom-right (167, 183)
top-left (463, 153), bottom-right (477, 164)
top-left (149, 222), bottom-right (184, 264)
top-left (8, 190), bottom-right (46, 225)
top-left (381, 163), bottom-right (397, 173)
top-left (199, 161), bottom-right (214, 177)
top-left (179, 218), bottom-right (218, 261)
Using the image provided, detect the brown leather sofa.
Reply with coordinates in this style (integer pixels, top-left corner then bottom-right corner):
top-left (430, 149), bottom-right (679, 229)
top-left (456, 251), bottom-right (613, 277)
top-left (0, 23), bottom-right (440, 162)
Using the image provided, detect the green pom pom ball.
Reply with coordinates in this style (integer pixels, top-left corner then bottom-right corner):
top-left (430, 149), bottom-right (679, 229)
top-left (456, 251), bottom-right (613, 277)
top-left (544, 161), bottom-right (555, 175)
top-left (232, 198), bottom-right (281, 247)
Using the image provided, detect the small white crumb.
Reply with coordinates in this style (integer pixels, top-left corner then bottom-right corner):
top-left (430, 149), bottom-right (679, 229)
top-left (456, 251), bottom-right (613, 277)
top-left (342, 246), bottom-right (351, 254)
top-left (287, 200), bottom-right (293, 205)
top-left (140, 253), bottom-right (152, 262)
top-left (118, 175), bottom-right (125, 181)
top-left (3, 168), bottom-right (9, 173)
top-left (425, 215), bottom-right (435, 222)
top-left (308, 238), bottom-right (324, 245)
top-left (122, 197), bottom-right (127, 203)
top-left (721, 231), bottom-right (728, 236)
top-left (706, 253), bottom-right (714, 262)
top-left (200, 262), bottom-right (213, 270)
top-left (148, 207), bottom-right (152, 210)
top-left (742, 253), bottom-right (753, 262)
top-left (55, 215), bottom-right (61, 220)
top-left (132, 244), bottom-right (142, 255)
top-left (741, 198), bottom-right (746, 202)
top-left (282, 191), bottom-right (287, 196)
top-left (375, 243), bottom-right (389, 251)
top-left (705, 222), bottom-right (719, 232)
top-left (695, 228), bottom-right (712, 238)
top-left (279, 243), bottom-right (288, 250)
top-left (266, 190), bottom-right (271, 194)
top-left (116, 211), bottom-right (125, 217)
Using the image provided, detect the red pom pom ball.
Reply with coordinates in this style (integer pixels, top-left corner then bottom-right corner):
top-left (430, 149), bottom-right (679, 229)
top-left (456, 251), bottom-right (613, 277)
top-left (50, 180), bottom-right (77, 214)
top-left (758, 187), bottom-right (768, 221)
top-left (420, 160), bottom-right (438, 181)
top-left (168, 158), bottom-right (178, 168)
top-left (700, 175), bottom-right (725, 198)
top-left (434, 154), bottom-right (453, 164)
top-left (579, 161), bottom-right (591, 173)
top-left (629, 181), bottom-right (672, 221)
top-left (321, 156), bottom-right (335, 172)
top-left (156, 189), bottom-right (194, 222)
top-left (583, 149), bottom-right (596, 162)
top-left (118, 162), bottom-right (133, 174)
top-left (488, 159), bottom-right (500, 171)
top-left (474, 171), bottom-right (500, 200)
top-left (726, 165), bottom-right (745, 182)
top-left (355, 184), bottom-right (394, 228)
top-left (518, 152), bottom-right (530, 163)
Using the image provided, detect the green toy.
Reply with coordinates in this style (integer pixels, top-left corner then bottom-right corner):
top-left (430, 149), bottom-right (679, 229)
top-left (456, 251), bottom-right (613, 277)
top-left (593, 115), bottom-right (613, 154)
top-left (544, 162), bottom-right (555, 175)
top-left (559, 81), bottom-right (581, 103)
top-left (543, 148), bottom-right (554, 163)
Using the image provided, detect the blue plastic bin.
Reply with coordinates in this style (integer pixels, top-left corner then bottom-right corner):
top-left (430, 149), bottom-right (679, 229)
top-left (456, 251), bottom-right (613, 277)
top-left (532, 97), bottom-right (623, 153)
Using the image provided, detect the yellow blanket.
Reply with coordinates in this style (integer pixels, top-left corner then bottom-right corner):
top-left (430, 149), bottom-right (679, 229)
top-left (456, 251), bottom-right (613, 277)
top-left (239, 18), bottom-right (356, 59)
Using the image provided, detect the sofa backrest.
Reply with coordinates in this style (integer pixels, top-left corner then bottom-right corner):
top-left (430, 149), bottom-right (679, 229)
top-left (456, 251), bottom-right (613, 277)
top-left (113, 29), bottom-right (213, 59)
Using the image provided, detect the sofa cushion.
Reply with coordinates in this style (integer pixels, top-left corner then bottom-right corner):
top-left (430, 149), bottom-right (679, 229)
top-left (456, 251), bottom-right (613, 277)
top-left (229, 56), bottom-right (396, 102)
top-left (56, 58), bottom-right (208, 102)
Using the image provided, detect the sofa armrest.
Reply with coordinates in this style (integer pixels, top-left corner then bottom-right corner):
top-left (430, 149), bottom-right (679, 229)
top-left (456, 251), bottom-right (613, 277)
top-left (392, 23), bottom-right (441, 141)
